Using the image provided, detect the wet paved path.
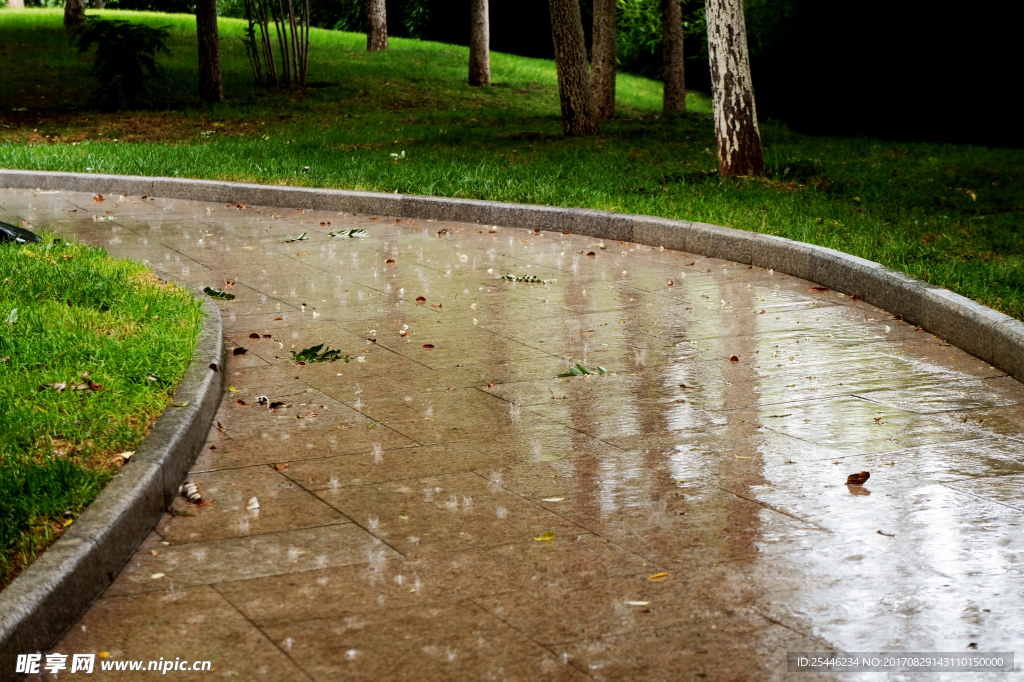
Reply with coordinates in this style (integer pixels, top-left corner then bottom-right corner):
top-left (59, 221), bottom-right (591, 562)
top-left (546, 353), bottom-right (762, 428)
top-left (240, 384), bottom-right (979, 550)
top-left (5, 188), bottom-right (1024, 680)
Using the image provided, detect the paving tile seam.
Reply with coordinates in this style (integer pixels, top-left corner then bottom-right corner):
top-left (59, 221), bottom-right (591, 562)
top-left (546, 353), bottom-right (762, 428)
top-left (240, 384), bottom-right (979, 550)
top-left (206, 582), bottom-right (321, 682)
top-left (190, 442), bottom-right (431, 475)
top-left (712, 487), bottom-right (833, 533)
top-left (796, 436), bottom-right (1007, 462)
top-left (463, 596), bottom-right (602, 680)
top-left (939, 484), bottom-right (1024, 513)
top-left (462, 470), bottom-right (672, 569)
top-left (308, 497), bottom-right (412, 559)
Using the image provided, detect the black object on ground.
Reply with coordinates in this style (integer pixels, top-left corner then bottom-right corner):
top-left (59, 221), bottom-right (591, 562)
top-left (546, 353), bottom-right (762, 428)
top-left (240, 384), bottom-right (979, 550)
top-left (0, 221), bottom-right (40, 244)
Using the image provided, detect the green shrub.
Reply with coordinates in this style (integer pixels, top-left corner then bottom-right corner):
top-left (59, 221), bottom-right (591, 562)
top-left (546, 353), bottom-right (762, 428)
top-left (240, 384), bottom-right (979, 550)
top-left (72, 16), bottom-right (170, 107)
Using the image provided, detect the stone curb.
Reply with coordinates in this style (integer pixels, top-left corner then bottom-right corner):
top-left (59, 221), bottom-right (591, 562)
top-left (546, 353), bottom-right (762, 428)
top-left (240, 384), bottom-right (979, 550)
top-left (2, 169), bottom-right (1022, 389)
top-left (0, 288), bottom-right (223, 682)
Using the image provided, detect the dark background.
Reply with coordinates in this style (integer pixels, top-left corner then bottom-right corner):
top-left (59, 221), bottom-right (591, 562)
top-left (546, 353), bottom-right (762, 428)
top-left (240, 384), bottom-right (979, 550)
top-left (418, 0), bottom-right (1021, 148)
top-left (106, 0), bottom-right (1023, 147)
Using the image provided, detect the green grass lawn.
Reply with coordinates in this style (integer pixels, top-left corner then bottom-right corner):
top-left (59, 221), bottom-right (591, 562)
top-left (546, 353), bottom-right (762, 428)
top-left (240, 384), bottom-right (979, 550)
top-left (0, 8), bottom-right (1022, 321)
top-left (0, 234), bottom-right (203, 589)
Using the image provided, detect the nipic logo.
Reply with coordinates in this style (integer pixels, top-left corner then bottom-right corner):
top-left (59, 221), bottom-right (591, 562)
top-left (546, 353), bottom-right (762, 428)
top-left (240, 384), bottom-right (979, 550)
top-left (16, 653), bottom-right (95, 674)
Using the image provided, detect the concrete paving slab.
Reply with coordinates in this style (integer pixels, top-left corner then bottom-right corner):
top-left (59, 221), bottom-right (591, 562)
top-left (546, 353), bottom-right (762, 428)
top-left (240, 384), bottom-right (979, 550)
top-left (8, 187), bottom-right (1024, 680)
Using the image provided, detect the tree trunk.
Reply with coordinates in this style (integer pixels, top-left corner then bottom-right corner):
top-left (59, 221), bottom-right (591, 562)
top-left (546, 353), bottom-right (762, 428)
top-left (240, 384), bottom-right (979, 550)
top-left (705, 0), bottom-right (764, 176)
top-left (468, 0), bottom-right (490, 86)
top-left (196, 0), bottom-right (224, 103)
top-left (662, 0), bottom-right (685, 116)
top-left (366, 0), bottom-right (388, 51)
top-left (548, 0), bottom-right (600, 136)
top-left (92, 0), bottom-right (105, 9)
top-left (63, 0), bottom-right (86, 29)
top-left (590, 0), bottom-right (616, 119)
top-left (8, 0), bottom-right (25, 9)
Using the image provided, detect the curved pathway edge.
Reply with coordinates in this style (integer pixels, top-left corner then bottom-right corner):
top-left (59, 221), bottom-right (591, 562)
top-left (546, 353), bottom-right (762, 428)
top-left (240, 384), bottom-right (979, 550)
top-left (0, 288), bottom-right (223, 680)
top-left (4, 169), bottom-right (1020, 385)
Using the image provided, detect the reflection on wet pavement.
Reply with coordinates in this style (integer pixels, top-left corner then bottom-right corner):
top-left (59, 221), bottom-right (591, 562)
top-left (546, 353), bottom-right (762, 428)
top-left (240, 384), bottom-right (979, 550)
top-left (7, 189), bottom-right (1022, 680)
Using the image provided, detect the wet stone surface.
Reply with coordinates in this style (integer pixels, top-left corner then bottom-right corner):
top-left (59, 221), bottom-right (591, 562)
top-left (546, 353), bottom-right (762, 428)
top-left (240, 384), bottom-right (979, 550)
top-left (6, 189), bottom-right (1022, 680)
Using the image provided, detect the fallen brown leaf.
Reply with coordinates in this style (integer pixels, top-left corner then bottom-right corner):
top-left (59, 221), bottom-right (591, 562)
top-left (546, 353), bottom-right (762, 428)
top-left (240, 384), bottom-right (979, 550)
top-left (729, 355), bottom-right (739, 362)
top-left (808, 286), bottom-right (830, 293)
top-left (846, 471), bottom-right (870, 485)
top-left (249, 332), bottom-right (260, 339)
top-left (422, 344), bottom-right (435, 350)
top-left (233, 347), bottom-right (248, 356)
top-left (415, 296), bottom-right (426, 304)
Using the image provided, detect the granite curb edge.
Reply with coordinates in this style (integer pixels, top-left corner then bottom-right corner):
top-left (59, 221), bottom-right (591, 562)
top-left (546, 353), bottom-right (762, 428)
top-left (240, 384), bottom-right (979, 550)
top-left (0, 284), bottom-right (224, 681)
top-left (2, 168), bottom-right (1021, 387)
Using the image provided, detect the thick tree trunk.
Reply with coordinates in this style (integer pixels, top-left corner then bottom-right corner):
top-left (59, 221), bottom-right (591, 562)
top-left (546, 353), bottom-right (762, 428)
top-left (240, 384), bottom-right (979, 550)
top-left (63, 0), bottom-right (86, 29)
top-left (8, 0), bottom-right (25, 9)
top-left (196, 0), bottom-right (224, 103)
top-left (590, 0), bottom-right (616, 119)
top-left (548, 0), bottom-right (600, 136)
top-left (705, 0), bottom-right (764, 176)
top-left (662, 0), bottom-right (685, 116)
top-left (366, 0), bottom-right (388, 51)
top-left (468, 0), bottom-right (490, 86)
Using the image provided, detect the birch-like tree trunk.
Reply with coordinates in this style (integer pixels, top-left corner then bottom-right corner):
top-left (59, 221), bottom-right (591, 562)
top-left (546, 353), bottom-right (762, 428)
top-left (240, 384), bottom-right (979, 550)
top-left (705, 0), bottom-right (764, 176)
top-left (468, 0), bottom-right (490, 85)
top-left (196, 0), bottom-right (224, 102)
top-left (64, 0), bottom-right (86, 29)
top-left (366, 0), bottom-right (388, 51)
top-left (590, 0), bottom-right (616, 119)
top-left (548, 0), bottom-right (600, 136)
top-left (662, 0), bottom-right (685, 116)
top-left (8, 0), bottom-right (25, 9)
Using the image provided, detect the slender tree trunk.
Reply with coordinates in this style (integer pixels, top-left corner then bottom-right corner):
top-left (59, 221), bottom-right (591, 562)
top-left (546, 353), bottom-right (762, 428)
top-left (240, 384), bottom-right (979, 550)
top-left (92, 0), bottom-right (105, 9)
top-left (275, 0), bottom-right (292, 84)
top-left (548, 0), bottom-right (600, 136)
top-left (590, 0), bottom-right (616, 119)
top-left (366, 0), bottom-right (388, 51)
top-left (8, 0), bottom-right (25, 9)
top-left (705, 0), bottom-right (764, 176)
top-left (301, 0), bottom-right (310, 85)
top-left (468, 0), bottom-right (490, 86)
top-left (196, 0), bottom-right (224, 102)
top-left (662, 0), bottom-right (685, 116)
top-left (63, 0), bottom-right (86, 29)
top-left (287, 0), bottom-right (300, 80)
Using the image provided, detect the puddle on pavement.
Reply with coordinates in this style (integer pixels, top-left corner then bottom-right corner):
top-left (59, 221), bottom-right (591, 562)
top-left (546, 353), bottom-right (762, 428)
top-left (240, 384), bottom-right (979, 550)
top-left (11, 188), bottom-right (1024, 678)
